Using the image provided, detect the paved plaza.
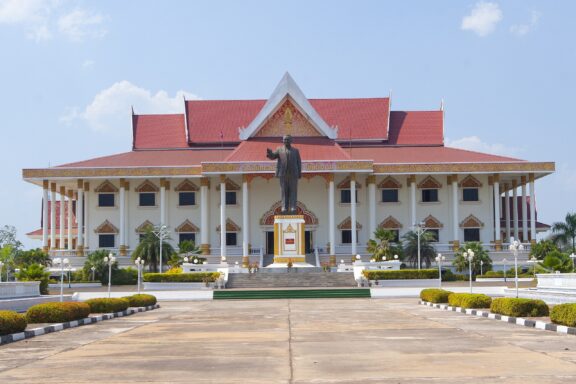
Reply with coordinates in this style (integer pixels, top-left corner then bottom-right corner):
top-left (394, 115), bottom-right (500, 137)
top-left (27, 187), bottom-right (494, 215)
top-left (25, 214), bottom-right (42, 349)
top-left (1, 298), bottom-right (576, 383)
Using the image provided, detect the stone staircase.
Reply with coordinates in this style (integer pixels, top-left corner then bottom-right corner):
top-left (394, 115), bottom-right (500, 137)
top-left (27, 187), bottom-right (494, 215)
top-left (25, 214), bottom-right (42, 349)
top-left (226, 271), bottom-right (356, 288)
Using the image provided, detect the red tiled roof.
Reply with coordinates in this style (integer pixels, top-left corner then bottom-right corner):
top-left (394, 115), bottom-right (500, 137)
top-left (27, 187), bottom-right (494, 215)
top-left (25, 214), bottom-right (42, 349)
top-left (350, 146), bottom-right (523, 164)
top-left (388, 111), bottom-right (443, 145)
top-left (133, 114), bottom-right (187, 149)
top-left (224, 137), bottom-right (352, 162)
top-left (56, 149), bottom-right (233, 168)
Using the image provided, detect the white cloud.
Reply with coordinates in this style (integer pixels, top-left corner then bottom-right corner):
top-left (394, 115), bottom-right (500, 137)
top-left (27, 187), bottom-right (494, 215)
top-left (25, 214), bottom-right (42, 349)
top-left (61, 81), bottom-right (200, 134)
top-left (445, 136), bottom-right (521, 157)
top-left (461, 2), bottom-right (503, 37)
top-left (0, 0), bottom-right (106, 42)
top-left (510, 11), bottom-right (540, 37)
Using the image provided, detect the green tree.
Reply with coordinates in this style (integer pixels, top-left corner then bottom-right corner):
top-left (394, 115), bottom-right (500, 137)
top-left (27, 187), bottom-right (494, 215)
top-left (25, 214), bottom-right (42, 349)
top-left (131, 228), bottom-right (174, 272)
top-left (179, 240), bottom-right (200, 254)
top-left (83, 249), bottom-right (118, 283)
top-left (530, 239), bottom-right (559, 260)
top-left (452, 242), bottom-right (492, 276)
top-left (14, 248), bottom-right (52, 267)
top-left (402, 230), bottom-right (436, 269)
top-left (16, 264), bottom-right (50, 294)
top-left (0, 225), bottom-right (22, 250)
top-left (551, 212), bottom-right (576, 253)
top-left (541, 250), bottom-right (573, 273)
top-left (367, 228), bottom-right (402, 261)
top-left (0, 245), bottom-right (16, 281)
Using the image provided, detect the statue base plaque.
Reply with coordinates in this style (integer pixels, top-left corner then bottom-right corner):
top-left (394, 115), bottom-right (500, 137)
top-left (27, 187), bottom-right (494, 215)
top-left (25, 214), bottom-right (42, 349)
top-left (269, 215), bottom-right (312, 267)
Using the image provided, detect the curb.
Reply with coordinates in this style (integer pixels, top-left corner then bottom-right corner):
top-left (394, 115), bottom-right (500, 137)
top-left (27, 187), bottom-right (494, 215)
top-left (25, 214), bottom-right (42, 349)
top-left (419, 301), bottom-right (576, 336)
top-left (0, 304), bottom-right (160, 346)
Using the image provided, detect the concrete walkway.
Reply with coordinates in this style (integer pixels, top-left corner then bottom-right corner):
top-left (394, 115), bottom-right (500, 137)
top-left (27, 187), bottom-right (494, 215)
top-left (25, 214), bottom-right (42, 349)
top-left (1, 298), bottom-right (575, 383)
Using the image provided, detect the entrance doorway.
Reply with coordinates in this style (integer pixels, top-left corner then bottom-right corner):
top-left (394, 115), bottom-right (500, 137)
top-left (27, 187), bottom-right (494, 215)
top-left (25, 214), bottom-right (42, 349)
top-left (266, 230), bottom-right (314, 255)
top-left (305, 231), bottom-right (313, 254)
top-left (266, 231), bottom-right (274, 255)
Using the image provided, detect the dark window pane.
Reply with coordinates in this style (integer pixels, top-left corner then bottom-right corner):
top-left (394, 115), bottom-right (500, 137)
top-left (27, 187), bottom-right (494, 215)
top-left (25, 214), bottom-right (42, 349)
top-left (381, 189), bottom-right (398, 203)
top-left (226, 232), bottom-right (237, 246)
top-left (428, 229), bottom-right (439, 242)
top-left (98, 193), bottom-right (115, 207)
top-left (99, 234), bottom-right (115, 248)
top-left (179, 192), bottom-right (196, 206)
top-left (341, 230), bottom-right (352, 244)
top-left (225, 191), bottom-right (236, 205)
top-left (340, 189), bottom-right (358, 203)
top-left (422, 189), bottom-right (438, 202)
top-left (463, 188), bottom-right (479, 202)
top-left (464, 228), bottom-right (480, 242)
top-left (139, 192), bottom-right (156, 206)
top-left (179, 233), bottom-right (196, 244)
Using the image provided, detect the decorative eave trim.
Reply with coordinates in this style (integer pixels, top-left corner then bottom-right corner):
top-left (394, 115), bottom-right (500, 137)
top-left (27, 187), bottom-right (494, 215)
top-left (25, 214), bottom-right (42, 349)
top-left (201, 160), bottom-right (373, 175)
top-left (372, 162), bottom-right (555, 174)
top-left (22, 166), bottom-right (202, 179)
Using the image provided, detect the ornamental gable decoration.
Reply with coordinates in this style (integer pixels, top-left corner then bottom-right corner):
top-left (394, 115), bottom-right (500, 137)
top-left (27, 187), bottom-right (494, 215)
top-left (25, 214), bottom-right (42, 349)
top-left (135, 220), bottom-right (154, 233)
top-left (422, 215), bottom-right (443, 228)
top-left (174, 179), bottom-right (199, 192)
top-left (135, 180), bottom-right (159, 192)
top-left (460, 214), bottom-right (484, 228)
top-left (216, 218), bottom-right (241, 232)
top-left (417, 176), bottom-right (442, 189)
top-left (260, 201), bottom-right (319, 226)
top-left (377, 176), bottom-right (402, 189)
top-left (215, 178), bottom-right (241, 191)
top-left (378, 216), bottom-right (403, 229)
top-left (337, 176), bottom-right (363, 189)
top-left (459, 175), bottom-right (483, 188)
top-left (94, 220), bottom-right (119, 234)
top-left (255, 100), bottom-right (322, 138)
top-left (94, 180), bottom-right (119, 193)
top-left (337, 216), bottom-right (363, 230)
top-left (176, 219), bottom-right (200, 233)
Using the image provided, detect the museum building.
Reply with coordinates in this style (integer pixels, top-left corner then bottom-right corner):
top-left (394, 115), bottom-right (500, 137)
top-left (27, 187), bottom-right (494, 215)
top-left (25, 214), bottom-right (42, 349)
top-left (23, 74), bottom-right (555, 266)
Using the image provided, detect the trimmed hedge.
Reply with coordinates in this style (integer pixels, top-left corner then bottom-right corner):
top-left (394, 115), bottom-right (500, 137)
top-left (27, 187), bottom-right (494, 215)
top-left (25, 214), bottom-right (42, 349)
top-left (490, 298), bottom-right (549, 317)
top-left (85, 298), bottom-right (129, 313)
top-left (26, 302), bottom-right (91, 323)
top-left (448, 293), bottom-right (492, 309)
top-left (363, 269), bottom-right (438, 280)
top-left (143, 272), bottom-right (221, 283)
top-left (0, 310), bottom-right (27, 336)
top-left (420, 288), bottom-right (453, 303)
top-left (123, 294), bottom-right (157, 307)
top-left (550, 303), bottom-right (576, 327)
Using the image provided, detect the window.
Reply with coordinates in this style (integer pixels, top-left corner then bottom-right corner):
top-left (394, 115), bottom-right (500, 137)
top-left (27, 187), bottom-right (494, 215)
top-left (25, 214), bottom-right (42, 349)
top-left (179, 192), bottom-right (196, 206)
top-left (421, 189), bottom-right (438, 202)
top-left (390, 230), bottom-right (400, 243)
top-left (341, 230), bottom-right (359, 244)
top-left (98, 234), bottom-right (115, 248)
top-left (226, 232), bottom-right (237, 246)
top-left (340, 189), bottom-right (358, 204)
top-left (98, 193), bottom-right (115, 207)
top-left (428, 229), bottom-right (439, 242)
top-left (139, 192), bottom-right (156, 206)
top-left (463, 188), bottom-right (479, 202)
top-left (225, 191), bottom-right (237, 205)
top-left (179, 233), bottom-right (196, 244)
top-left (381, 189), bottom-right (398, 203)
top-left (464, 228), bottom-right (480, 242)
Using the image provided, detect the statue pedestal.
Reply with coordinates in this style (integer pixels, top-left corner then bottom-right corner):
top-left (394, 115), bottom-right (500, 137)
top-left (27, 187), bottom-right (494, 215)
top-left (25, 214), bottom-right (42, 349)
top-left (269, 215), bottom-right (312, 267)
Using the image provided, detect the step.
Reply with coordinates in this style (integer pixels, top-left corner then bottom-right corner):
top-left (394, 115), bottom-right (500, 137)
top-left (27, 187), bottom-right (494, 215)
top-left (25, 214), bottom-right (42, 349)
top-left (214, 288), bottom-right (371, 300)
top-left (226, 272), bottom-right (356, 289)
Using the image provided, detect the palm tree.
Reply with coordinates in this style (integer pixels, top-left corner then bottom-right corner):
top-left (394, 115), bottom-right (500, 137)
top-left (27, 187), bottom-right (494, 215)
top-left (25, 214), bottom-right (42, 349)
top-left (367, 228), bottom-right (401, 261)
top-left (402, 230), bottom-right (436, 269)
top-left (551, 212), bottom-right (576, 253)
top-left (131, 228), bottom-right (174, 272)
top-left (452, 242), bottom-right (492, 276)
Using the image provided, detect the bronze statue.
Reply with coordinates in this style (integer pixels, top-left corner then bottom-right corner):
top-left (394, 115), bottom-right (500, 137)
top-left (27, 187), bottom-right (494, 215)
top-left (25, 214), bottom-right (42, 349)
top-left (266, 135), bottom-right (302, 214)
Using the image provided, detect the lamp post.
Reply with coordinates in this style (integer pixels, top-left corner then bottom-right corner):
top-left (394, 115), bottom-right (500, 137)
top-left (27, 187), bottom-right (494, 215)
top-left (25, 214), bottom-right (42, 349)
top-left (90, 266), bottom-right (96, 282)
top-left (53, 257), bottom-right (69, 302)
top-left (502, 258), bottom-right (507, 282)
top-left (152, 225), bottom-right (169, 273)
top-left (0, 261), bottom-right (3, 283)
top-left (135, 257), bottom-right (145, 294)
top-left (528, 256), bottom-right (538, 278)
top-left (509, 238), bottom-right (524, 298)
top-left (463, 249), bottom-right (475, 293)
top-left (413, 221), bottom-right (426, 270)
top-left (435, 253), bottom-right (445, 287)
top-left (355, 254), bottom-right (361, 263)
top-left (103, 252), bottom-right (116, 298)
top-left (570, 253), bottom-right (576, 273)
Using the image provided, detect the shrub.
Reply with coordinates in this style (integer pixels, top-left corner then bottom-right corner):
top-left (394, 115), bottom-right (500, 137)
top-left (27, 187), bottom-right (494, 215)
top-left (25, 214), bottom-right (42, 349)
top-left (85, 298), bottom-right (129, 313)
top-left (420, 289), bottom-right (453, 303)
top-left (112, 267), bottom-right (138, 285)
top-left (0, 310), bottom-right (27, 336)
top-left (448, 293), bottom-right (492, 309)
top-left (143, 272), bottom-right (220, 283)
top-left (123, 294), bottom-right (157, 307)
top-left (363, 269), bottom-right (437, 280)
top-left (550, 303), bottom-right (576, 327)
top-left (490, 298), bottom-right (549, 317)
top-left (16, 264), bottom-right (50, 295)
top-left (26, 302), bottom-right (91, 323)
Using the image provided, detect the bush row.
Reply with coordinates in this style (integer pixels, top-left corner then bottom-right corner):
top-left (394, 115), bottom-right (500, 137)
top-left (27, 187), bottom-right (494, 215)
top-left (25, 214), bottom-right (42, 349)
top-left (26, 302), bottom-right (91, 323)
top-left (144, 272), bottom-right (221, 283)
top-left (550, 303), bottom-right (576, 327)
top-left (489, 298), bottom-right (549, 317)
top-left (363, 269), bottom-right (438, 280)
top-left (123, 294), bottom-right (157, 307)
top-left (85, 298), bottom-right (129, 313)
top-left (420, 289), bottom-right (453, 303)
top-left (448, 293), bottom-right (492, 309)
top-left (0, 310), bottom-right (28, 336)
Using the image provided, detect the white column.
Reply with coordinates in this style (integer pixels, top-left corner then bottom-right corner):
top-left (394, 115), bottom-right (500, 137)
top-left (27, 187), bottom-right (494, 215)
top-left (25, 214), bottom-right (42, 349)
top-left (77, 180), bottom-right (84, 250)
top-left (59, 186), bottom-right (65, 249)
top-left (200, 179), bottom-right (209, 252)
top-left (67, 190), bottom-right (73, 250)
top-left (504, 185), bottom-right (511, 242)
top-left (350, 175), bottom-right (357, 255)
top-left (83, 182), bottom-right (89, 250)
top-left (410, 176), bottom-right (416, 226)
top-left (452, 176), bottom-right (459, 241)
top-left (242, 177), bottom-right (249, 257)
top-left (368, 176), bottom-right (376, 240)
top-left (119, 180), bottom-right (126, 249)
top-left (529, 175), bottom-right (536, 242)
top-left (50, 183), bottom-right (56, 249)
top-left (328, 176), bottom-right (335, 256)
top-left (160, 179), bottom-right (166, 226)
top-left (512, 180), bottom-right (519, 240)
top-left (493, 176), bottom-right (501, 241)
top-left (521, 176), bottom-right (528, 242)
top-left (42, 181), bottom-right (49, 250)
top-left (220, 176), bottom-right (226, 259)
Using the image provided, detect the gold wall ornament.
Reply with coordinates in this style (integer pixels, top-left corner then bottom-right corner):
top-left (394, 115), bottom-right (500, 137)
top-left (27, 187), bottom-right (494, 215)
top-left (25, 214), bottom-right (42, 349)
top-left (23, 166), bottom-right (202, 179)
top-left (135, 220), bottom-right (155, 233)
top-left (255, 99), bottom-right (322, 138)
top-left (260, 202), bottom-right (318, 226)
top-left (337, 216), bottom-right (363, 230)
top-left (460, 214), bottom-right (484, 228)
top-left (378, 216), bottom-right (403, 229)
top-left (459, 175), bottom-right (482, 188)
top-left (94, 220), bottom-right (119, 234)
top-left (372, 162), bottom-right (555, 174)
top-left (422, 215), bottom-right (443, 229)
top-left (174, 179), bottom-right (199, 191)
top-left (135, 179), bottom-right (159, 192)
top-left (377, 176), bottom-right (402, 189)
top-left (175, 219), bottom-right (200, 233)
top-left (216, 218), bottom-right (241, 232)
top-left (94, 180), bottom-right (119, 193)
top-left (417, 175), bottom-right (442, 189)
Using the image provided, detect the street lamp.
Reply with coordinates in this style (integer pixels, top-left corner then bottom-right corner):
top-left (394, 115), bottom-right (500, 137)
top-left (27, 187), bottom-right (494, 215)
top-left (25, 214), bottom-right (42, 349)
top-left (509, 238), bottom-right (524, 298)
top-left (103, 253), bottom-right (116, 298)
top-left (413, 221), bottom-right (426, 270)
top-left (463, 249), bottom-right (475, 293)
top-left (134, 257), bottom-right (145, 294)
top-left (435, 253), bottom-right (445, 287)
top-left (0, 261), bottom-right (3, 283)
top-left (53, 257), bottom-right (69, 302)
top-left (480, 260), bottom-right (484, 276)
top-left (528, 256), bottom-right (538, 278)
top-left (502, 258), bottom-right (507, 282)
top-left (152, 225), bottom-right (170, 273)
top-left (90, 266), bottom-right (96, 282)
top-left (570, 253), bottom-right (576, 272)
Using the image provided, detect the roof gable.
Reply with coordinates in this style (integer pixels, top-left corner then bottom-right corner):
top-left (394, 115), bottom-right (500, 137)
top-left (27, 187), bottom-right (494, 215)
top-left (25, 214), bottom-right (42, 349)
top-left (255, 99), bottom-right (323, 138)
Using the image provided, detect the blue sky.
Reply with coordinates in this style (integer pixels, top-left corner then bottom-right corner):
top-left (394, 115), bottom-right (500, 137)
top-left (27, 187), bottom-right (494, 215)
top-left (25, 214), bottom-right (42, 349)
top-left (1, 0), bottom-right (574, 248)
